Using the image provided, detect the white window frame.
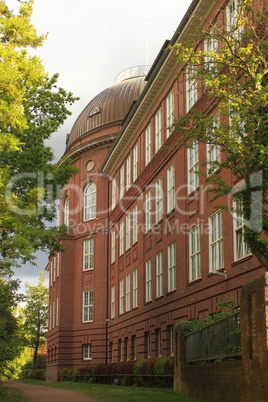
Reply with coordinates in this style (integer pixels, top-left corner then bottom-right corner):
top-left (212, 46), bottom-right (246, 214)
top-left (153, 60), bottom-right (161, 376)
top-left (84, 182), bottom-right (97, 221)
top-left (83, 239), bottom-right (94, 271)
top-left (189, 225), bottom-right (201, 281)
top-left (119, 220), bottom-right (124, 256)
top-left (111, 178), bottom-right (116, 210)
top-left (133, 205), bottom-right (138, 244)
top-left (133, 269), bottom-right (138, 308)
top-left (145, 190), bottom-right (152, 232)
top-left (145, 259), bottom-right (152, 302)
top-left (126, 155), bottom-right (131, 191)
top-left (155, 108), bottom-right (162, 152)
top-left (126, 274), bottom-right (131, 312)
top-left (64, 197), bottom-right (69, 226)
top-left (56, 297), bottom-right (59, 326)
top-left (156, 251), bottom-right (163, 297)
top-left (168, 242), bottom-right (176, 292)
top-left (155, 177), bottom-right (163, 223)
top-left (83, 344), bottom-right (92, 360)
top-left (133, 143), bottom-right (138, 182)
top-left (167, 164), bottom-right (175, 213)
top-left (119, 165), bottom-right (125, 199)
top-left (119, 279), bottom-right (124, 315)
top-left (111, 231), bottom-right (115, 264)
top-left (207, 114), bottom-right (221, 175)
top-left (204, 35), bottom-right (218, 74)
top-left (186, 65), bottom-right (198, 112)
top-left (111, 285), bottom-right (115, 319)
top-left (233, 200), bottom-right (250, 261)
top-left (166, 90), bottom-right (174, 138)
top-left (187, 141), bottom-right (199, 193)
top-left (227, 0), bottom-right (244, 36)
top-left (209, 211), bottom-right (224, 271)
top-left (83, 290), bottom-right (93, 322)
top-left (126, 213), bottom-right (131, 250)
top-left (145, 124), bottom-right (152, 165)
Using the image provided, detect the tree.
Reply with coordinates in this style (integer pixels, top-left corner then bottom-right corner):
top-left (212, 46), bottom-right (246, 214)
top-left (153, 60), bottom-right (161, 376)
top-left (170, 0), bottom-right (268, 269)
top-left (23, 271), bottom-right (48, 370)
top-left (0, 0), bottom-right (78, 273)
top-left (0, 276), bottom-right (23, 379)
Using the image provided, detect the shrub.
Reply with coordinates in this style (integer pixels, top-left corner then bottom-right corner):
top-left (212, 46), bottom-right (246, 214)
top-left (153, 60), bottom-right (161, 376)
top-left (60, 368), bottom-right (71, 381)
top-left (33, 369), bottom-right (45, 380)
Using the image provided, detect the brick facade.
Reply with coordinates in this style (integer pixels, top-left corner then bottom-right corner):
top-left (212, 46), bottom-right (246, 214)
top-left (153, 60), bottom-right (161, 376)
top-left (46, 0), bottom-right (267, 384)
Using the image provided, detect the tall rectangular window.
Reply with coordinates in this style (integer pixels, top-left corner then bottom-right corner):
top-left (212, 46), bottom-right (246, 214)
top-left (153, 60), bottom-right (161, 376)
top-left (204, 35), bottom-right (218, 74)
top-left (187, 141), bottom-right (199, 193)
top-left (119, 220), bottom-right (124, 256)
top-left (120, 165), bottom-right (125, 199)
top-left (126, 155), bottom-right (131, 191)
top-left (119, 279), bottom-right (124, 315)
top-left (156, 251), bottom-right (163, 297)
top-left (83, 344), bottom-right (91, 360)
top-left (83, 290), bottom-right (93, 322)
top-left (166, 90), bottom-right (174, 138)
top-left (133, 143), bottom-right (138, 181)
top-left (126, 274), bottom-right (131, 312)
top-left (189, 225), bottom-right (201, 281)
top-left (207, 114), bottom-right (221, 174)
top-left (111, 178), bottom-right (116, 210)
top-left (145, 190), bottom-right (152, 232)
top-left (155, 177), bottom-right (163, 223)
top-left (56, 297), bottom-right (59, 326)
top-left (133, 269), bottom-right (138, 308)
top-left (167, 164), bottom-right (175, 213)
top-left (233, 200), bottom-right (250, 260)
top-left (155, 108), bottom-right (162, 152)
top-left (118, 339), bottom-right (122, 362)
top-left (133, 205), bottom-right (138, 244)
top-left (111, 285), bottom-right (115, 319)
top-left (126, 213), bottom-right (131, 250)
top-left (111, 230), bottom-right (115, 264)
top-left (209, 211), bottom-right (224, 271)
top-left (186, 65), bottom-right (198, 112)
top-left (131, 335), bottom-right (137, 360)
top-left (83, 239), bottom-right (94, 271)
top-left (145, 259), bottom-right (152, 302)
top-left (145, 125), bottom-right (152, 165)
top-left (168, 242), bottom-right (176, 292)
top-left (227, 0), bottom-right (243, 36)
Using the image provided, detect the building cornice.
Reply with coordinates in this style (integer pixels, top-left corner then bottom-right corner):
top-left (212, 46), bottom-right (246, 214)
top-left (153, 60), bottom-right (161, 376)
top-left (100, 0), bottom-right (217, 175)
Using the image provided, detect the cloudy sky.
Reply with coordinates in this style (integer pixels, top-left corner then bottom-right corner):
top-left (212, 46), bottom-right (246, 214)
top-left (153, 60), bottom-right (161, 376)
top-left (6, 0), bottom-right (193, 290)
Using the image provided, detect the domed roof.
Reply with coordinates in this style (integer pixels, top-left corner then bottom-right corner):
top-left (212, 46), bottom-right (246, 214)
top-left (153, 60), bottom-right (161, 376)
top-left (66, 66), bottom-right (149, 149)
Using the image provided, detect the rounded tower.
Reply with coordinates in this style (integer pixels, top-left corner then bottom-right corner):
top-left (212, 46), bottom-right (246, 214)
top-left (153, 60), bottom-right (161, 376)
top-left (46, 67), bottom-right (148, 381)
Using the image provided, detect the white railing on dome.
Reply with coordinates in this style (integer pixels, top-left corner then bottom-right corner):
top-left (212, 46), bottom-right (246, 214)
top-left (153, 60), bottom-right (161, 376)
top-left (115, 65), bottom-right (151, 84)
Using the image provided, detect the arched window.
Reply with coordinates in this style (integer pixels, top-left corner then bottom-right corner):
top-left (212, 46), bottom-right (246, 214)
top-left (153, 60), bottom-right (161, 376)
top-left (84, 182), bottom-right (96, 221)
top-left (64, 197), bottom-right (69, 226)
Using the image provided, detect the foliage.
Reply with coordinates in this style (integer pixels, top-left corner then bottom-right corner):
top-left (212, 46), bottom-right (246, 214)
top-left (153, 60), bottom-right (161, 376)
top-left (0, 0), bottom-right (79, 274)
top-left (170, 0), bottom-right (268, 269)
top-left (58, 357), bottom-right (174, 388)
top-left (22, 272), bottom-right (48, 370)
top-left (0, 276), bottom-right (24, 379)
top-left (178, 295), bottom-right (239, 333)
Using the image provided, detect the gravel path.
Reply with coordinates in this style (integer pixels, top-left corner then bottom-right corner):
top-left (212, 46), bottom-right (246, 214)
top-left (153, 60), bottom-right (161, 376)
top-left (3, 381), bottom-right (98, 402)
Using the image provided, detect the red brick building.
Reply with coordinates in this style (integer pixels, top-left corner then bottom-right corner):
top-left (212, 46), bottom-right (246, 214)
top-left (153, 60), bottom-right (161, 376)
top-left (46, 0), bottom-right (266, 381)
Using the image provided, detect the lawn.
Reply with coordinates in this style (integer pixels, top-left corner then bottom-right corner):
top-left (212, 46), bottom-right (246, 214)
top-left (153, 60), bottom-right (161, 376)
top-left (19, 379), bottom-right (204, 402)
top-left (0, 383), bottom-right (26, 402)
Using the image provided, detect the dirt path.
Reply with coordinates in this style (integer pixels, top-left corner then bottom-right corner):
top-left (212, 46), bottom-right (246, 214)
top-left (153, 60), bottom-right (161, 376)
top-left (3, 381), bottom-right (98, 402)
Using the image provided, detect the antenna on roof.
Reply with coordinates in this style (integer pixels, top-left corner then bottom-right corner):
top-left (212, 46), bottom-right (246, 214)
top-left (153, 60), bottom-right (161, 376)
top-left (146, 19), bottom-right (149, 66)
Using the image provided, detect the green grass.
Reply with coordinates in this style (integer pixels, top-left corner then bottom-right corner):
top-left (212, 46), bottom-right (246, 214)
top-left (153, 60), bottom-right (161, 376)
top-left (0, 383), bottom-right (26, 402)
top-left (21, 379), bottom-right (204, 401)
